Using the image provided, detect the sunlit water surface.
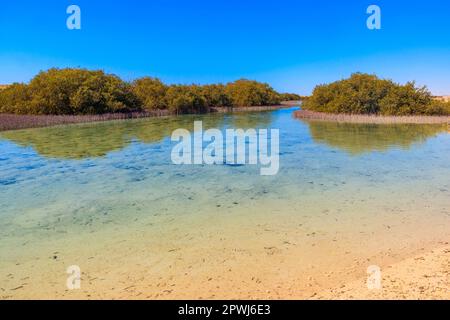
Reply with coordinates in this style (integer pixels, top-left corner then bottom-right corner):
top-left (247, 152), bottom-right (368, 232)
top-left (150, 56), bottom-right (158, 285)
top-left (0, 108), bottom-right (449, 299)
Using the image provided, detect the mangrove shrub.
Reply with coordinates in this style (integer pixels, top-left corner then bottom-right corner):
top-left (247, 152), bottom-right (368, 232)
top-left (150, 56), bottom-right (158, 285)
top-left (302, 73), bottom-right (449, 116)
top-left (0, 69), bottom-right (138, 115)
top-left (0, 69), bottom-right (299, 115)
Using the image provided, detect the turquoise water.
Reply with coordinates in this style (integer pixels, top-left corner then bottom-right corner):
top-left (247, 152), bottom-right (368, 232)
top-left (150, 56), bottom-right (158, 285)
top-left (0, 108), bottom-right (449, 299)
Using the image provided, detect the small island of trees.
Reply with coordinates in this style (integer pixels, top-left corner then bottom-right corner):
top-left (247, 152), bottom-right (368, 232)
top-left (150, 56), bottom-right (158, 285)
top-left (302, 73), bottom-right (450, 116)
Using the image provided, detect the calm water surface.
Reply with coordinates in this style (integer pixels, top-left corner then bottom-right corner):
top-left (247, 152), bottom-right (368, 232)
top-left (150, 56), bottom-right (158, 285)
top-left (0, 108), bottom-right (449, 299)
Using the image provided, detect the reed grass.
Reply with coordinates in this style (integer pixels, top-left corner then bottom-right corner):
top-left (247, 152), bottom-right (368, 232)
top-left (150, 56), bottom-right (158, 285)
top-left (0, 104), bottom-right (294, 132)
top-left (0, 111), bottom-right (170, 132)
top-left (294, 110), bottom-right (450, 124)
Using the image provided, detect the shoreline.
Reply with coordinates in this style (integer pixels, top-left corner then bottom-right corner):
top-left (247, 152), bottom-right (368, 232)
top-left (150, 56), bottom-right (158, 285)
top-left (295, 109), bottom-right (450, 124)
top-left (0, 111), bottom-right (169, 132)
top-left (0, 104), bottom-right (294, 132)
top-left (211, 104), bottom-right (295, 113)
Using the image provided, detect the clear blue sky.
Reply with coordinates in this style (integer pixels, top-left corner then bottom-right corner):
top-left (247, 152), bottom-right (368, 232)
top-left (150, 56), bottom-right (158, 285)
top-left (1, 0), bottom-right (449, 95)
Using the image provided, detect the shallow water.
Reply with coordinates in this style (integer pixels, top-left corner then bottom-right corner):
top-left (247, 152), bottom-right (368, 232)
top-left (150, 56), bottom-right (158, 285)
top-left (0, 108), bottom-right (449, 299)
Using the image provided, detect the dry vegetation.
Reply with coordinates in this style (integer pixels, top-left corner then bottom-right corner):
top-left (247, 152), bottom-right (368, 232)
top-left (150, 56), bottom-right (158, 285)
top-left (0, 111), bottom-right (169, 132)
top-left (295, 109), bottom-right (450, 124)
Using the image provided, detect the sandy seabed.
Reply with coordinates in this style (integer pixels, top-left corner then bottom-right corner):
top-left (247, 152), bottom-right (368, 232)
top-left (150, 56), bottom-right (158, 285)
top-left (1, 107), bottom-right (449, 300)
top-left (320, 246), bottom-right (450, 300)
top-left (1, 197), bottom-right (449, 300)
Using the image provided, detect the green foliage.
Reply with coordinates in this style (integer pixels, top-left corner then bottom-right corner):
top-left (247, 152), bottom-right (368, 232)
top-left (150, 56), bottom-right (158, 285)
top-left (0, 69), bottom-right (138, 115)
top-left (131, 77), bottom-right (167, 111)
top-left (303, 73), bottom-right (449, 116)
top-left (2, 69), bottom-right (447, 117)
top-left (379, 82), bottom-right (432, 115)
top-left (165, 85), bottom-right (209, 114)
top-left (200, 84), bottom-right (232, 108)
top-left (279, 93), bottom-right (304, 101)
top-left (225, 79), bottom-right (281, 107)
top-left (0, 83), bottom-right (32, 114)
top-left (0, 69), bottom-right (292, 115)
top-left (423, 100), bottom-right (450, 116)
